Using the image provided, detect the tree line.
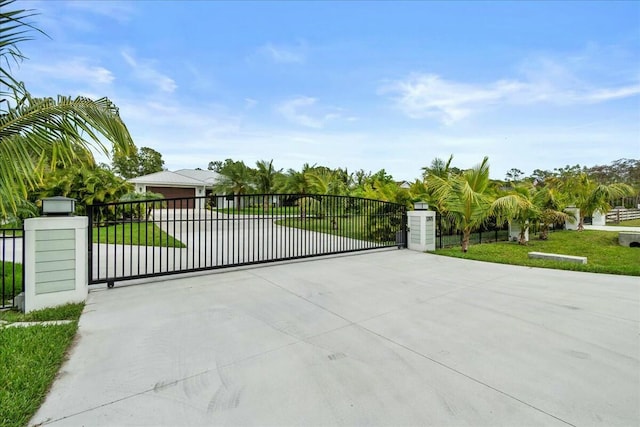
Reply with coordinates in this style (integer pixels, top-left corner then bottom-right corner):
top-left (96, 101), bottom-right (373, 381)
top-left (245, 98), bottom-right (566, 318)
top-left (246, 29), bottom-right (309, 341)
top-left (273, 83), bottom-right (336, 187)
top-left (207, 156), bottom-right (636, 251)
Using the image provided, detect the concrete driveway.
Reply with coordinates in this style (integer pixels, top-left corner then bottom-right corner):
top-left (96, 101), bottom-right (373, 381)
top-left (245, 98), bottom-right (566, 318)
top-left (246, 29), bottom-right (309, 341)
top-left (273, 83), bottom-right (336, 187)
top-left (31, 250), bottom-right (639, 426)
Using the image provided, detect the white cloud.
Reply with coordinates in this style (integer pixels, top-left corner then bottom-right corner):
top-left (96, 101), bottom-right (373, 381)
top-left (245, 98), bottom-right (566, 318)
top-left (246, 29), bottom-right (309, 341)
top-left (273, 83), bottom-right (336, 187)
top-left (244, 98), bottom-right (258, 110)
top-left (30, 59), bottom-right (114, 85)
top-left (258, 42), bottom-right (306, 64)
top-left (65, 0), bottom-right (135, 23)
top-left (121, 50), bottom-right (177, 93)
top-left (275, 96), bottom-right (348, 129)
top-left (384, 56), bottom-right (640, 124)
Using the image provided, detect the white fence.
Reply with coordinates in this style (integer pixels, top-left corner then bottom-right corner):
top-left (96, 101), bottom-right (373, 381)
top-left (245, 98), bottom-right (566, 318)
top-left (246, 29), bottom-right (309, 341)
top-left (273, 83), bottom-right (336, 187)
top-left (606, 208), bottom-right (640, 223)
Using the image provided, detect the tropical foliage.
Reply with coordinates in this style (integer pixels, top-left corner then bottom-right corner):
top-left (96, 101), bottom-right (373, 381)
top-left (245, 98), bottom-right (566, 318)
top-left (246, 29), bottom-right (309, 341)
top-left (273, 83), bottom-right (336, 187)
top-left (0, 1), bottom-right (135, 218)
top-left (33, 164), bottom-right (132, 214)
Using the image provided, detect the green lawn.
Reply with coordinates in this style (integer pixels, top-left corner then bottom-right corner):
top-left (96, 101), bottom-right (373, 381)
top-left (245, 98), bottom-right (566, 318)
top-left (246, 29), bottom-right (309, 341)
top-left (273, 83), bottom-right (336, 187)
top-left (0, 303), bottom-right (84, 427)
top-left (1, 262), bottom-right (22, 307)
top-left (435, 230), bottom-right (640, 276)
top-left (276, 215), bottom-right (370, 241)
top-left (93, 222), bottom-right (185, 248)
top-left (607, 219), bottom-right (640, 227)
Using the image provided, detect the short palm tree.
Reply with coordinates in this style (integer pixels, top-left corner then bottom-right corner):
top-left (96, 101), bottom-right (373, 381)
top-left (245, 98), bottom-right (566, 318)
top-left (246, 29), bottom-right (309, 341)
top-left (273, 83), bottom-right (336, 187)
top-left (532, 185), bottom-right (571, 240)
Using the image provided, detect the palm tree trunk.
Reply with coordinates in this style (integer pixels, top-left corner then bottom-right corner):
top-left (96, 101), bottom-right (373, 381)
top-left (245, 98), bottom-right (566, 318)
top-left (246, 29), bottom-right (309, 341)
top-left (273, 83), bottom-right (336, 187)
top-left (577, 216), bottom-right (585, 231)
top-left (461, 229), bottom-right (471, 252)
top-left (540, 225), bottom-right (549, 240)
top-left (518, 226), bottom-right (528, 245)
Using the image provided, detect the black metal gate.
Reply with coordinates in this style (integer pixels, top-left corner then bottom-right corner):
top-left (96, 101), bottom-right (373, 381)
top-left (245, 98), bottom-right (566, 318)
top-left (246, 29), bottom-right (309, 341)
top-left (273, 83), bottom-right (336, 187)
top-left (87, 194), bottom-right (407, 286)
top-left (1, 227), bottom-right (24, 308)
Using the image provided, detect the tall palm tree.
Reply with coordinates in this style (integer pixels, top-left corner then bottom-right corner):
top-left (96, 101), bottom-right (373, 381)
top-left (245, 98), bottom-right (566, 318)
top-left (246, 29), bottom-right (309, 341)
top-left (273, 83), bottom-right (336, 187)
top-left (0, 2), bottom-right (135, 217)
top-left (428, 157), bottom-right (494, 252)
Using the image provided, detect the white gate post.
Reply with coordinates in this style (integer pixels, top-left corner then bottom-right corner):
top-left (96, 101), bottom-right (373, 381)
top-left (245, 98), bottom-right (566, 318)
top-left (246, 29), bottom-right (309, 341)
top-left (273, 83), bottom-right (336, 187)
top-left (406, 209), bottom-right (436, 252)
top-left (23, 217), bottom-right (88, 313)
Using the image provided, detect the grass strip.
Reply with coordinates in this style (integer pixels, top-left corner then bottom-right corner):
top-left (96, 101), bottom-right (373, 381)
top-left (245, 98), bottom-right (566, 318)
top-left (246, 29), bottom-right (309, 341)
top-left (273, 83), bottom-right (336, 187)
top-left (0, 303), bottom-right (83, 427)
top-left (435, 230), bottom-right (640, 276)
top-left (606, 219), bottom-right (640, 227)
top-left (93, 222), bottom-right (185, 248)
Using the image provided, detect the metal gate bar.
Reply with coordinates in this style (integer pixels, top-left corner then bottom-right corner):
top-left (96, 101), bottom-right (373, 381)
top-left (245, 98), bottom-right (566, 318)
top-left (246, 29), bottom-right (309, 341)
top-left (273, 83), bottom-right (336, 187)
top-left (88, 194), bottom-right (407, 286)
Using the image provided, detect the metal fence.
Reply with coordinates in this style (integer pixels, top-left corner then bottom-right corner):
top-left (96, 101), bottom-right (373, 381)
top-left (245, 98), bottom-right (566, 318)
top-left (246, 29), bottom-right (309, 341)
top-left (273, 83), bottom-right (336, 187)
top-left (1, 228), bottom-right (24, 309)
top-left (435, 214), bottom-right (510, 249)
top-left (87, 194), bottom-right (407, 286)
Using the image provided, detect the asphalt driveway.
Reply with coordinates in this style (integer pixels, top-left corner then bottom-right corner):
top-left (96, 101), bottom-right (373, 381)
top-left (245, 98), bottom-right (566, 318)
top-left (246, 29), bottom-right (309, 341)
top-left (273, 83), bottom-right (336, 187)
top-left (31, 250), bottom-right (639, 426)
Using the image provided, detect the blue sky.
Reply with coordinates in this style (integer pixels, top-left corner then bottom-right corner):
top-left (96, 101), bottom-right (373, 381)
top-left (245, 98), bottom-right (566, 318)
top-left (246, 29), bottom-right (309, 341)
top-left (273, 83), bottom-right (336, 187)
top-left (16, 0), bottom-right (640, 180)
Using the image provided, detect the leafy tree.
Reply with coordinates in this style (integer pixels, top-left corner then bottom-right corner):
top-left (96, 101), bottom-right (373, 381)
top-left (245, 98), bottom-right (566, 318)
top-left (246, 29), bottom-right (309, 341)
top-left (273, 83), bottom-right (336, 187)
top-left (505, 168), bottom-right (524, 184)
top-left (207, 160), bottom-right (223, 172)
top-left (0, 2), bottom-right (135, 217)
top-left (112, 146), bottom-right (164, 179)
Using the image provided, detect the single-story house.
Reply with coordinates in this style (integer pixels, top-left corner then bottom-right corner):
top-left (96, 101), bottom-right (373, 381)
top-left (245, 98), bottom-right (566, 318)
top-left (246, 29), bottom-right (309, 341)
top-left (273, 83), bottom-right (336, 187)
top-left (129, 169), bottom-right (230, 209)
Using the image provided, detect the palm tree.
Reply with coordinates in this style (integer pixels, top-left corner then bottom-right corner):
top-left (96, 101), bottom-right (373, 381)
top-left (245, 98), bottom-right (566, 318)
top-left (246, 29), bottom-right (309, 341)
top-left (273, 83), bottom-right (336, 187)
top-left (428, 157), bottom-right (494, 252)
top-left (213, 160), bottom-right (253, 209)
top-left (277, 163), bottom-right (317, 218)
top-left (532, 185), bottom-right (572, 240)
top-left (490, 184), bottom-right (538, 245)
top-left (253, 159), bottom-right (281, 209)
top-left (0, 2), bottom-right (135, 217)
top-left (559, 173), bottom-right (634, 231)
top-left (307, 169), bottom-right (348, 196)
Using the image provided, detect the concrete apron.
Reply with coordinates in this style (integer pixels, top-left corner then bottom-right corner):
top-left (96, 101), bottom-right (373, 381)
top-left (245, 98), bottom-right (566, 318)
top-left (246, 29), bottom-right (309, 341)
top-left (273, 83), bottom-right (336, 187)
top-left (31, 250), bottom-right (639, 426)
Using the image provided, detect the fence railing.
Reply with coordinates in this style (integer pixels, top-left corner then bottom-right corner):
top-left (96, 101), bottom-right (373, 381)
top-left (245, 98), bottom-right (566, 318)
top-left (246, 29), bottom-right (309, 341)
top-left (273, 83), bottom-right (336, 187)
top-left (88, 194), bottom-right (407, 285)
top-left (435, 214), bottom-right (511, 249)
top-left (606, 208), bottom-right (640, 223)
top-left (1, 228), bottom-right (24, 309)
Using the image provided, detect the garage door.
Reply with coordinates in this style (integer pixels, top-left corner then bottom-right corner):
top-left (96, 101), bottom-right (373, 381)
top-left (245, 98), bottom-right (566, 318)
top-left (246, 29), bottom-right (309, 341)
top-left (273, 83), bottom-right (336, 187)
top-left (147, 186), bottom-right (195, 209)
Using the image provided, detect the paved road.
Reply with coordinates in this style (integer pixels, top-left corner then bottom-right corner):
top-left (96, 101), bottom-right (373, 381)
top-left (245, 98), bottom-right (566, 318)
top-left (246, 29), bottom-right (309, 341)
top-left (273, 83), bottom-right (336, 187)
top-left (31, 250), bottom-right (639, 426)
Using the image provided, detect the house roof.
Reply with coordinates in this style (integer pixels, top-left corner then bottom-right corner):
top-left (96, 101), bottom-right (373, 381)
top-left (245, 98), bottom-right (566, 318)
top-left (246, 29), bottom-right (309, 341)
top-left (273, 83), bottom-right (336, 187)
top-left (129, 170), bottom-right (214, 187)
top-left (173, 169), bottom-right (221, 185)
